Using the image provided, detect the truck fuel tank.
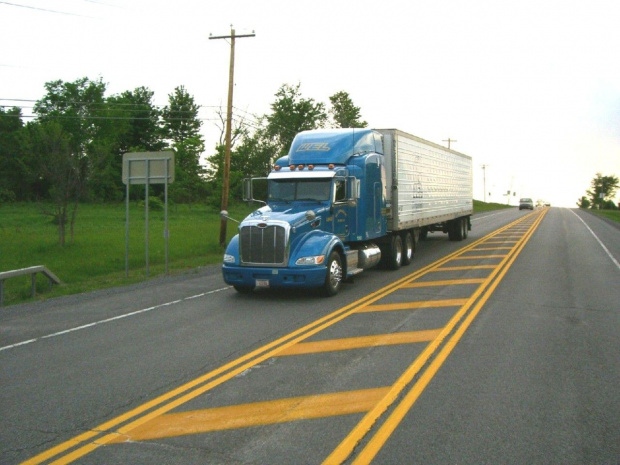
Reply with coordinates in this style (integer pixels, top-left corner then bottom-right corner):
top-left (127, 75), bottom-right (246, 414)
top-left (357, 244), bottom-right (381, 269)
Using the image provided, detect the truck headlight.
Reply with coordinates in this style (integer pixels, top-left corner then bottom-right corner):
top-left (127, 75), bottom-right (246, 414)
top-left (223, 254), bottom-right (235, 264)
top-left (295, 255), bottom-right (325, 266)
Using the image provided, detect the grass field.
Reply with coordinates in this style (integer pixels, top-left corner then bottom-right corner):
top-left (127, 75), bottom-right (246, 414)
top-left (1, 200), bottom-right (516, 307)
top-left (589, 209), bottom-right (620, 224)
top-left (0, 202), bottom-right (255, 307)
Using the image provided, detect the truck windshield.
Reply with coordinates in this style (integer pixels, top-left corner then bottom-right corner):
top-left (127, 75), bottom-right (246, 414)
top-left (268, 179), bottom-right (332, 202)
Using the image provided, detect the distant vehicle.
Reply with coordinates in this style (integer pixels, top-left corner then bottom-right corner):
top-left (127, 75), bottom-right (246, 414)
top-left (221, 128), bottom-right (473, 296)
top-left (519, 198), bottom-right (534, 210)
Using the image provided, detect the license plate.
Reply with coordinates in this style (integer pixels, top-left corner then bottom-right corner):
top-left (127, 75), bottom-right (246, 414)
top-left (256, 279), bottom-right (270, 288)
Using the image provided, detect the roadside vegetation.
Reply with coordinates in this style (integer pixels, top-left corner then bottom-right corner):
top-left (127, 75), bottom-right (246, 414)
top-left (0, 202), bottom-right (256, 307)
top-left (588, 209), bottom-right (620, 224)
top-left (473, 199), bottom-right (513, 212)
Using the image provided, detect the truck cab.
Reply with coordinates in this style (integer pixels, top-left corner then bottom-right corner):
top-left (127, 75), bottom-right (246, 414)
top-left (222, 128), bottom-right (385, 296)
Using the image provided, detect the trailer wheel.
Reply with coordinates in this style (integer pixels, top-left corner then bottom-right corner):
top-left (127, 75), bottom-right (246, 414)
top-left (461, 217), bottom-right (468, 239)
top-left (448, 219), bottom-right (464, 241)
top-left (387, 235), bottom-right (402, 270)
top-left (324, 251), bottom-right (343, 297)
top-left (401, 231), bottom-right (414, 266)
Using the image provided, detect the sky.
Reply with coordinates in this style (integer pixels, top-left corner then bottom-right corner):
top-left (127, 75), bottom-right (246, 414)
top-left (2, 0), bottom-right (620, 207)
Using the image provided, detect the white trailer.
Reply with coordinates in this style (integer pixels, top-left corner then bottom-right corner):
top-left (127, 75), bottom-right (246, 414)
top-left (377, 128), bottom-right (473, 241)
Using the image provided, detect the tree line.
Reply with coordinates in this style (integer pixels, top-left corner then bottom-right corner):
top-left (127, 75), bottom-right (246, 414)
top-left (0, 78), bottom-right (366, 244)
top-left (576, 173), bottom-right (619, 210)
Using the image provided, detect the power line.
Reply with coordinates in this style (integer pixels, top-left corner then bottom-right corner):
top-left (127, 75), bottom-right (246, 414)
top-left (0, 1), bottom-right (92, 17)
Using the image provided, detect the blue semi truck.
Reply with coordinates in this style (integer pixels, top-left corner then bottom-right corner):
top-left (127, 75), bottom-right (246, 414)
top-left (221, 128), bottom-right (473, 296)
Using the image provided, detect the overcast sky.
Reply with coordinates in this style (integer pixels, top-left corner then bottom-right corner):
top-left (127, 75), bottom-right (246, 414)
top-left (2, 0), bottom-right (619, 207)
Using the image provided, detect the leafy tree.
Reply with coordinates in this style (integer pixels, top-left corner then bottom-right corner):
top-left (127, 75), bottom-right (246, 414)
top-left (104, 87), bottom-right (167, 201)
top-left (329, 91), bottom-right (367, 128)
top-left (162, 86), bottom-right (201, 142)
top-left (22, 121), bottom-right (86, 245)
top-left (33, 77), bottom-right (109, 240)
top-left (106, 86), bottom-right (166, 153)
top-left (162, 86), bottom-right (208, 203)
top-left (0, 107), bottom-right (26, 201)
top-left (576, 196), bottom-right (591, 209)
top-left (265, 83), bottom-right (328, 158)
top-left (586, 173), bottom-right (619, 209)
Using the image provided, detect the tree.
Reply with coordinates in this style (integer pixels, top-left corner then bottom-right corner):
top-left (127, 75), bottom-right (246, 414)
top-left (576, 196), bottom-right (591, 209)
top-left (0, 107), bottom-right (25, 201)
top-left (265, 83), bottom-right (328, 158)
top-left (162, 86), bottom-right (208, 203)
top-left (329, 91), bottom-right (367, 128)
top-left (33, 77), bottom-right (108, 241)
top-left (162, 85), bottom-right (201, 143)
top-left (22, 121), bottom-right (86, 245)
top-left (586, 173), bottom-right (619, 209)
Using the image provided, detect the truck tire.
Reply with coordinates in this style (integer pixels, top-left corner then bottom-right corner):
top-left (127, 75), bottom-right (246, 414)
top-left (461, 217), bottom-right (469, 239)
top-left (401, 231), bottom-right (413, 266)
top-left (233, 284), bottom-right (254, 294)
top-left (324, 251), bottom-right (343, 296)
top-left (448, 219), bottom-right (464, 241)
top-left (387, 235), bottom-right (402, 270)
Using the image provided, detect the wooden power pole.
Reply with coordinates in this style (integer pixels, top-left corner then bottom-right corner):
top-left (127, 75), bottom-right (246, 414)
top-left (210, 26), bottom-right (255, 247)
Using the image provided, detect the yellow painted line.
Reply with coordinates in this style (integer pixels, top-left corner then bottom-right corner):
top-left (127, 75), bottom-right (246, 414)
top-left (402, 278), bottom-right (486, 288)
top-left (323, 210), bottom-right (548, 465)
top-left (347, 210), bottom-right (548, 465)
top-left (359, 298), bottom-right (468, 312)
top-left (279, 329), bottom-right (442, 356)
top-left (26, 212), bottom-right (539, 464)
top-left (107, 387), bottom-right (391, 443)
top-left (431, 265), bottom-right (496, 271)
top-left (451, 254), bottom-right (506, 260)
top-left (471, 246), bottom-right (513, 251)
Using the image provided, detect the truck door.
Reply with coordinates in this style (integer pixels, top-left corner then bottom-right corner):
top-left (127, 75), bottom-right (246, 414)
top-left (332, 177), bottom-right (356, 241)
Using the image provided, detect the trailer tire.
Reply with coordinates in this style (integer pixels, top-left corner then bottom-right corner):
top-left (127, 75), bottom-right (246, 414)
top-left (448, 219), bottom-right (464, 241)
top-left (324, 251), bottom-right (343, 297)
top-left (401, 231), bottom-right (414, 266)
top-left (461, 217), bottom-right (468, 239)
top-left (387, 235), bottom-right (402, 270)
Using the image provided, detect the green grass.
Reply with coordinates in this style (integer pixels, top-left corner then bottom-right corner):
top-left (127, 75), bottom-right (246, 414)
top-left (473, 199), bottom-right (513, 213)
top-left (0, 202), bottom-right (255, 307)
top-left (588, 209), bottom-right (620, 223)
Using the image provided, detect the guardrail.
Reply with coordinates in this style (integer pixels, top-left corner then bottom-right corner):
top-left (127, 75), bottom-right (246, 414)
top-left (0, 266), bottom-right (61, 307)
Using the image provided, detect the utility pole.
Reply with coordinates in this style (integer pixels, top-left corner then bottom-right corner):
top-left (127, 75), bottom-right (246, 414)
top-left (210, 26), bottom-right (255, 247)
top-left (443, 138), bottom-right (457, 149)
top-left (481, 164), bottom-right (488, 202)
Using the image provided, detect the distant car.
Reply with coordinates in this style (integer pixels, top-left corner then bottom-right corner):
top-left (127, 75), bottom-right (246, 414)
top-left (519, 198), bottom-right (534, 210)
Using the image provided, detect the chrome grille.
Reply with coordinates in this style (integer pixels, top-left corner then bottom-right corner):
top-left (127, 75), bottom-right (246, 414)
top-left (239, 224), bottom-right (288, 266)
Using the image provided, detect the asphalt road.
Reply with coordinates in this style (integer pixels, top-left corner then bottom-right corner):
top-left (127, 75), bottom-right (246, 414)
top-left (1, 207), bottom-right (619, 464)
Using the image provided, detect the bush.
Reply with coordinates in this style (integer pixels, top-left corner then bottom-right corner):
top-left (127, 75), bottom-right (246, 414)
top-left (138, 196), bottom-right (164, 211)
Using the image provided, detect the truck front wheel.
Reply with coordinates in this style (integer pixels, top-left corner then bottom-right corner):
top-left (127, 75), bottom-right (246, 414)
top-left (324, 252), bottom-right (343, 296)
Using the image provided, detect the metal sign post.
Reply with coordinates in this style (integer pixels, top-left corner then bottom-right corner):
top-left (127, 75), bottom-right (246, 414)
top-left (122, 151), bottom-right (175, 278)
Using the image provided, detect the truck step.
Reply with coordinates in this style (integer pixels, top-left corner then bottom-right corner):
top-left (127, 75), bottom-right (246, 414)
top-left (347, 267), bottom-right (364, 277)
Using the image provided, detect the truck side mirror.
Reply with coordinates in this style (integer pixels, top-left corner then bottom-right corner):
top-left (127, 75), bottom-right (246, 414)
top-left (243, 178), bottom-right (253, 202)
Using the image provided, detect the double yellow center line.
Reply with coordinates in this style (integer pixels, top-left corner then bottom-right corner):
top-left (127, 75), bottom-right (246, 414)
top-left (24, 210), bottom-right (546, 464)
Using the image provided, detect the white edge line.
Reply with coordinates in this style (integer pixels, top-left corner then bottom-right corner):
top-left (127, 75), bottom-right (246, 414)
top-left (0, 286), bottom-right (231, 352)
top-left (570, 210), bottom-right (620, 270)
